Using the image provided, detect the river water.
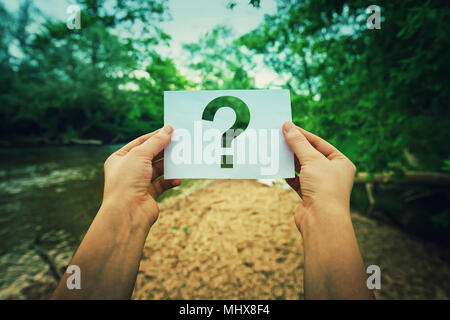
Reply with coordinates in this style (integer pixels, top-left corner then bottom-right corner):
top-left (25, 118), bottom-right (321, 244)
top-left (0, 145), bottom-right (120, 299)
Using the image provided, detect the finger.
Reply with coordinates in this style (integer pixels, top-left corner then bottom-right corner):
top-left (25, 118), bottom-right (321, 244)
top-left (153, 150), bottom-right (164, 162)
top-left (286, 154), bottom-right (301, 193)
top-left (151, 156), bottom-right (164, 181)
top-left (283, 121), bottom-right (324, 164)
top-left (116, 130), bottom-right (160, 155)
top-left (150, 176), bottom-right (181, 198)
top-left (133, 125), bottom-right (173, 161)
top-left (297, 126), bottom-right (343, 160)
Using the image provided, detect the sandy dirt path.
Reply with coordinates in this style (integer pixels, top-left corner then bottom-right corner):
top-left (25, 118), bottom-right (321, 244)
top-left (132, 180), bottom-right (450, 300)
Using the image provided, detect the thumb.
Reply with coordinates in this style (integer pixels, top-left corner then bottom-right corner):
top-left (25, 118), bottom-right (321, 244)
top-left (283, 121), bottom-right (321, 164)
top-left (135, 125), bottom-right (173, 160)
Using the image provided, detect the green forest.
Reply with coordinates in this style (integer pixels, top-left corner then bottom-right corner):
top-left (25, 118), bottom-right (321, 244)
top-left (0, 1), bottom-right (449, 239)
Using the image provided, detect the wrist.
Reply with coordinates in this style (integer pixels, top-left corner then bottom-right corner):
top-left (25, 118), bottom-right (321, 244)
top-left (99, 198), bottom-right (155, 235)
top-left (296, 200), bottom-right (351, 237)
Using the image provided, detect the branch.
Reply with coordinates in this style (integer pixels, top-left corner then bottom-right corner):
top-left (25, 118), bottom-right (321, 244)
top-left (355, 172), bottom-right (450, 186)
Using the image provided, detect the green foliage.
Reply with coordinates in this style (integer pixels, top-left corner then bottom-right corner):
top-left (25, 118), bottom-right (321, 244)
top-left (0, 0), bottom-right (188, 143)
top-left (227, 0), bottom-right (261, 10)
top-left (241, 0), bottom-right (450, 173)
top-left (443, 158), bottom-right (450, 173)
top-left (1, 0), bottom-right (449, 176)
top-left (183, 26), bottom-right (255, 90)
top-left (432, 211), bottom-right (450, 229)
top-left (182, 226), bottom-right (191, 234)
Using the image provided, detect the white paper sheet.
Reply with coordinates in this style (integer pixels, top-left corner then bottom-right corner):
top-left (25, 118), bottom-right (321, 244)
top-left (164, 89), bottom-right (295, 179)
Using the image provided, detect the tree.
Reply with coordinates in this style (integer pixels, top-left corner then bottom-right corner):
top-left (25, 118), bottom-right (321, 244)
top-left (0, 0), bottom-right (189, 144)
top-left (183, 26), bottom-right (255, 90)
top-left (241, 0), bottom-right (450, 174)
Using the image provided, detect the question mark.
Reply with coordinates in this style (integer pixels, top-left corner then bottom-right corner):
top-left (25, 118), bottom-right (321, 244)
top-left (202, 96), bottom-right (250, 168)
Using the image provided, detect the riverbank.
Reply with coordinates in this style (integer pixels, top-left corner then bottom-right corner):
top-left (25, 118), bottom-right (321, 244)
top-left (0, 137), bottom-right (104, 148)
top-left (1, 177), bottom-right (450, 299)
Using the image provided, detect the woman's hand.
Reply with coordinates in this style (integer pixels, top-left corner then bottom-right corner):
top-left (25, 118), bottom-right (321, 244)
top-left (282, 121), bottom-right (356, 232)
top-left (52, 125), bottom-right (180, 300)
top-left (102, 125), bottom-right (181, 230)
top-left (282, 121), bottom-right (373, 300)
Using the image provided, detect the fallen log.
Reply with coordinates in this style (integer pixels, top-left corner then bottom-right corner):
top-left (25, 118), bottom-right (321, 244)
top-left (355, 171), bottom-right (450, 186)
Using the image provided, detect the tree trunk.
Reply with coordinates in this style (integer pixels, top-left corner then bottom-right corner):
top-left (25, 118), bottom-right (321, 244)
top-left (355, 172), bottom-right (450, 186)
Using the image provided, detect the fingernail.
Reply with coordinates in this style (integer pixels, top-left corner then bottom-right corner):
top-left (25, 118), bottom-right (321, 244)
top-left (162, 125), bottom-right (173, 134)
top-left (283, 121), bottom-right (296, 133)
